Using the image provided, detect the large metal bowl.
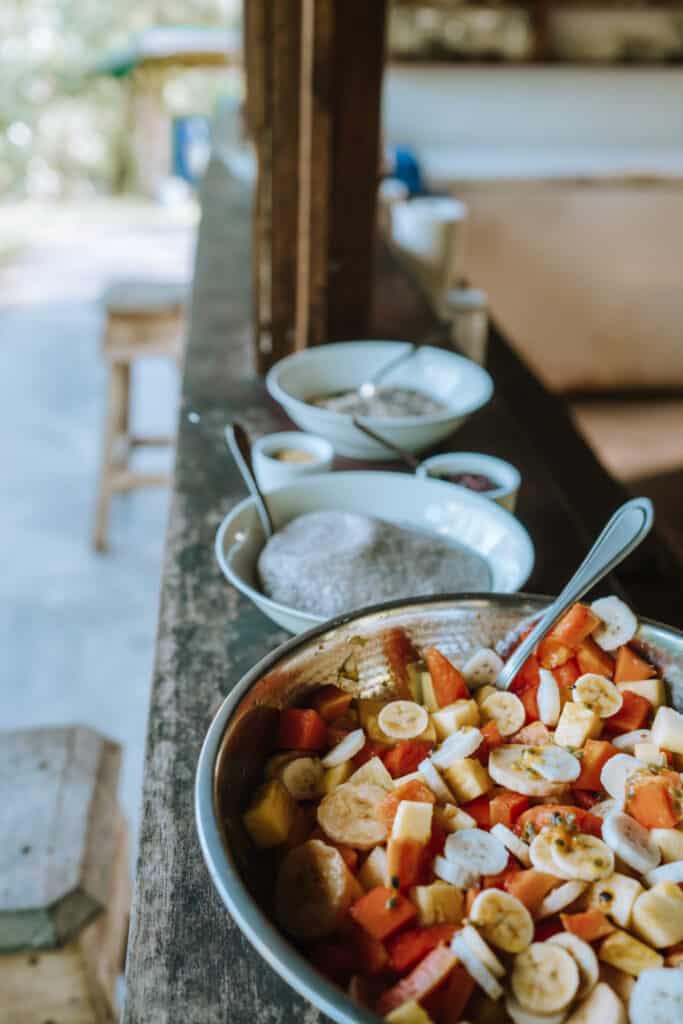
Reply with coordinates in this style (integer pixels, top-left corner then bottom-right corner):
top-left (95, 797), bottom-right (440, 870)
top-left (195, 593), bottom-right (683, 1024)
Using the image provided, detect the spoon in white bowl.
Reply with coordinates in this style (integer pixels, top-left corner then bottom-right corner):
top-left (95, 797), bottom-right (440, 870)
top-left (226, 421), bottom-right (274, 539)
top-left (496, 496), bottom-right (654, 690)
top-left (356, 343), bottom-right (418, 401)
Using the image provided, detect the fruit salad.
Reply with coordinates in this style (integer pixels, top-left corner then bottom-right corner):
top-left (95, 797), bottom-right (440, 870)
top-left (240, 596), bottom-right (683, 1024)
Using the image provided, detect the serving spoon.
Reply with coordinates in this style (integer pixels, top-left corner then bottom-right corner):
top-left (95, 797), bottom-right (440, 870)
top-left (352, 417), bottom-right (421, 469)
top-left (496, 496), bottom-right (654, 690)
top-left (356, 342), bottom-right (419, 401)
top-left (226, 421), bottom-right (274, 539)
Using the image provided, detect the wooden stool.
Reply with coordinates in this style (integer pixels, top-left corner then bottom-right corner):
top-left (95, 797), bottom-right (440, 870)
top-left (92, 279), bottom-right (187, 552)
top-left (0, 726), bottom-right (131, 1023)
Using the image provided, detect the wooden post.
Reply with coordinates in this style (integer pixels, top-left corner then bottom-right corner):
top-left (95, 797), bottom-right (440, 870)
top-left (245, 0), bottom-right (387, 367)
top-left (326, 0), bottom-right (387, 342)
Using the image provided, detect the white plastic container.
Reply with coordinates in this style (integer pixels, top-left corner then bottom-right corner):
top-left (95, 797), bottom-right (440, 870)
top-left (250, 431), bottom-right (334, 492)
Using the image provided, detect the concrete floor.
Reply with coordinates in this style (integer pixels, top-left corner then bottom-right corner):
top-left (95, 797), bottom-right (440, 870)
top-left (0, 199), bottom-right (196, 862)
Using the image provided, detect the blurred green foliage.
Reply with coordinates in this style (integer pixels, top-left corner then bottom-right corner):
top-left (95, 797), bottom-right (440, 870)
top-left (0, 0), bottom-right (241, 198)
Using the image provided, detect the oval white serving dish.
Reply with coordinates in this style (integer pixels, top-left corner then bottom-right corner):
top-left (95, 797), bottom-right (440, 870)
top-left (215, 470), bottom-right (534, 633)
top-left (265, 341), bottom-right (494, 460)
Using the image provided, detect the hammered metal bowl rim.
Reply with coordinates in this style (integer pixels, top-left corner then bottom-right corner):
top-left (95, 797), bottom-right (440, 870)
top-left (195, 592), bottom-right (683, 1024)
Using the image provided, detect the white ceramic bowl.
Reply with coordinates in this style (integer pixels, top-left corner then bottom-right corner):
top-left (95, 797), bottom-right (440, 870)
top-left (417, 452), bottom-right (522, 513)
top-left (265, 341), bottom-right (493, 460)
top-left (215, 471), bottom-right (534, 633)
top-left (249, 430), bottom-right (334, 492)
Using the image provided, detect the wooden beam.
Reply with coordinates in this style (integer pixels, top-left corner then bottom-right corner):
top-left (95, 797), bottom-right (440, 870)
top-left (270, 0), bottom-right (302, 364)
top-left (295, 0), bottom-right (334, 350)
top-left (327, 1), bottom-right (387, 341)
top-left (243, 0), bottom-right (273, 371)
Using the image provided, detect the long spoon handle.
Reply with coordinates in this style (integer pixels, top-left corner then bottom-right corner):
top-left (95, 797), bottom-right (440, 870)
top-left (352, 418), bottom-right (421, 470)
top-left (226, 421), bottom-right (274, 539)
top-left (497, 496), bottom-right (654, 690)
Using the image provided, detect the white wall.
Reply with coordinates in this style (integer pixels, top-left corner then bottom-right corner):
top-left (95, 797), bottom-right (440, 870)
top-left (383, 66), bottom-right (683, 391)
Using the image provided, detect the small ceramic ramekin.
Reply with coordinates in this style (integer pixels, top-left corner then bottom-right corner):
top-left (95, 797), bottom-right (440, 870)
top-left (417, 451), bottom-right (521, 512)
top-left (251, 431), bottom-right (334, 492)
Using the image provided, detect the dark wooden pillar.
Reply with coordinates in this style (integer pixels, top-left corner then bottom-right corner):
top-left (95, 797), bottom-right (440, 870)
top-left (244, 0), bottom-right (387, 369)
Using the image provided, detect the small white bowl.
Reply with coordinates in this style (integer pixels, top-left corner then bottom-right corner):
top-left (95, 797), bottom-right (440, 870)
top-left (215, 470), bottom-right (534, 633)
top-left (266, 341), bottom-right (493, 460)
top-left (250, 431), bottom-right (334, 492)
top-left (417, 452), bottom-right (521, 512)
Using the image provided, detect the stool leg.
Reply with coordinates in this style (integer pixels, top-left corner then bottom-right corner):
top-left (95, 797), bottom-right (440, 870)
top-left (93, 362), bottom-right (127, 552)
top-left (113, 362), bottom-right (131, 466)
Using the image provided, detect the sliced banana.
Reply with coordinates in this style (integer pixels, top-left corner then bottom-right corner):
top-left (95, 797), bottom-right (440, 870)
top-left (316, 782), bottom-right (387, 849)
top-left (275, 839), bottom-right (358, 938)
top-left (489, 746), bottom-right (571, 799)
top-left (480, 691), bottom-right (526, 737)
top-left (611, 729), bottom-right (652, 752)
top-left (445, 828), bottom-right (508, 877)
top-left (506, 996), bottom-right (568, 1024)
top-left (461, 922), bottom-right (506, 977)
top-left (602, 812), bottom-right (661, 874)
top-left (463, 648), bottom-right (504, 689)
top-left (280, 756), bottom-right (325, 800)
top-left (590, 597), bottom-right (637, 652)
top-left (511, 942), bottom-right (580, 1014)
top-left (434, 853), bottom-right (476, 890)
top-left (566, 981), bottom-right (627, 1024)
top-left (451, 931), bottom-right (504, 1001)
top-left (551, 833), bottom-right (615, 882)
top-left (378, 700), bottom-right (429, 740)
top-left (650, 828), bottom-right (683, 864)
top-left (418, 757), bottom-right (453, 803)
top-left (321, 728), bottom-right (365, 768)
top-left (600, 753), bottom-right (644, 801)
top-left (529, 745), bottom-right (582, 784)
top-left (588, 872), bottom-right (644, 929)
top-left (529, 829), bottom-right (573, 879)
top-left (629, 966), bottom-right (683, 1024)
top-left (549, 932), bottom-right (599, 999)
top-left (431, 726), bottom-right (483, 768)
top-left (537, 880), bottom-right (588, 919)
top-left (573, 674), bottom-right (623, 718)
top-left (537, 668), bottom-right (562, 727)
top-left (470, 889), bottom-right (534, 953)
top-left (591, 798), bottom-right (622, 819)
top-left (347, 755), bottom-right (394, 790)
top-left (644, 859), bottom-right (683, 887)
top-left (490, 822), bottom-right (532, 867)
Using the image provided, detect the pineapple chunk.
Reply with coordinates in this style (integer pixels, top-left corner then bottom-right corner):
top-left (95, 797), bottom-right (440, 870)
top-left (554, 702), bottom-right (602, 748)
top-left (434, 803), bottom-right (478, 833)
top-left (385, 1000), bottom-right (433, 1024)
top-left (442, 757), bottom-right (492, 803)
top-left (617, 678), bottom-right (666, 708)
top-left (392, 801), bottom-right (433, 843)
top-left (419, 671), bottom-right (439, 712)
top-left (474, 684), bottom-right (497, 706)
top-left (394, 771), bottom-right (426, 787)
top-left (347, 756), bottom-right (394, 791)
top-left (411, 881), bottom-right (464, 926)
top-left (243, 779), bottom-right (296, 848)
top-left (651, 828), bottom-right (683, 863)
top-left (359, 845), bottom-right (389, 890)
top-left (432, 699), bottom-right (480, 739)
top-left (652, 706), bottom-right (683, 754)
top-left (598, 928), bottom-right (663, 976)
top-left (588, 872), bottom-right (644, 929)
top-left (406, 662), bottom-right (425, 703)
top-left (418, 718), bottom-right (437, 743)
top-left (633, 742), bottom-right (666, 767)
top-left (632, 881), bottom-right (683, 948)
top-left (322, 760), bottom-right (354, 794)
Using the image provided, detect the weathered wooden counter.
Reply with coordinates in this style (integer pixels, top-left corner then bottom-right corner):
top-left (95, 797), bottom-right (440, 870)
top-left (123, 157), bottom-right (683, 1024)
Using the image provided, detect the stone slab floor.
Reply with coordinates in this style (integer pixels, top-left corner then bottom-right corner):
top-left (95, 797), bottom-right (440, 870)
top-left (0, 199), bottom-right (197, 865)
